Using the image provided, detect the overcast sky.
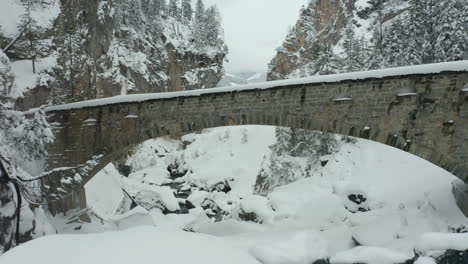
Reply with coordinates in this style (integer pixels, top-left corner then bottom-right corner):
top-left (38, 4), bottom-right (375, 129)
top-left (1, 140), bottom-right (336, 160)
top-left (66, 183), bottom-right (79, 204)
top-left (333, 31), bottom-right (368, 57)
top-left (204, 0), bottom-right (308, 73)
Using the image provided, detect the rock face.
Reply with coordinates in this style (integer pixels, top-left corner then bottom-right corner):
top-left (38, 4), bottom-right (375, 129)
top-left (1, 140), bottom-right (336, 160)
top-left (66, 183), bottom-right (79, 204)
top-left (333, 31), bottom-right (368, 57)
top-left (268, 0), bottom-right (467, 81)
top-left (0, 0), bottom-right (226, 109)
top-left (267, 0), bottom-right (354, 81)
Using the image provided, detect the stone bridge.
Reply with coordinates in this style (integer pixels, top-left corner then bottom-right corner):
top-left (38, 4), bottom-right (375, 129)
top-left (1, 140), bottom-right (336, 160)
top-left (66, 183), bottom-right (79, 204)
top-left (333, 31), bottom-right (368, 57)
top-left (43, 61), bottom-right (468, 215)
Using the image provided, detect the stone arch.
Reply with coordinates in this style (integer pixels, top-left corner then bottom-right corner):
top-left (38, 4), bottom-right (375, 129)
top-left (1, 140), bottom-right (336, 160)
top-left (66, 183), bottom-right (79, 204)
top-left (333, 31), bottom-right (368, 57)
top-left (43, 67), bottom-right (468, 214)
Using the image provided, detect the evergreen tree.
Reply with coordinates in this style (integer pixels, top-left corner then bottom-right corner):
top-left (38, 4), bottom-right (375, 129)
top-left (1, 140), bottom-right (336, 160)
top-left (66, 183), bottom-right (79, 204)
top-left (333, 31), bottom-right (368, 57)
top-left (0, 50), bottom-right (53, 252)
top-left (367, 28), bottom-right (385, 70)
top-left (181, 0), bottom-right (193, 24)
top-left (341, 25), bottom-right (357, 72)
top-left (382, 17), bottom-right (408, 67)
top-left (152, 0), bottom-right (167, 17)
top-left (169, 0), bottom-right (181, 20)
top-left (21, 0), bottom-right (39, 73)
top-left (434, 0), bottom-right (467, 62)
top-left (407, 0), bottom-right (438, 64)
top-left (204, 6), bottom-right (221, 46)
top-left (316, 44), bottom-right (338, 75)
top-left (194, 0), bottom-right (205, 25)
top-left (193, 0), bottom-right (206, 47)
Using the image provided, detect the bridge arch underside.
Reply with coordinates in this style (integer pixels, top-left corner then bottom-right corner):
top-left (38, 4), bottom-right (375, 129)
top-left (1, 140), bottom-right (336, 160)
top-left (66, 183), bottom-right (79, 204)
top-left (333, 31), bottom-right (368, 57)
top-left (45, 71), bottom-right (468, 198)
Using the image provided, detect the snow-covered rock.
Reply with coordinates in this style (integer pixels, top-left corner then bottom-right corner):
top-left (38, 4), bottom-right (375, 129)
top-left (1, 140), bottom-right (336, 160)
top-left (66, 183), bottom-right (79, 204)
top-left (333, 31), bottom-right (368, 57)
top-left (330, 246), bottom-right (414, 264)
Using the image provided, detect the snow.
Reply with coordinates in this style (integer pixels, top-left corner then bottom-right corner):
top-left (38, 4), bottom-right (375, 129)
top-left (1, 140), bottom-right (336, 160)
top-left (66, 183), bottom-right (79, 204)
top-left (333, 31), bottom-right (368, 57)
top-left (178, 126), bottom-right (276, 195)
top-left (332, 97), bottom-right (353, 101)
top-left (249, 231), bottom-right (328, 264)
top-left (0, 226), bottom-right (261, 264)
top-left (414, 257), bottom-right (437, 264)
top-left (397, 92), bottom-right (418, 97)
top-left (9, 56), bottom-right (57, 98)
top-left (25, 125), bottom-right (468, 263)
top-left (330, 246), bottom-right (413, 264)
top-left (0, 0), bottom-right (60, 37)
top-left (85, 164), bottom-right (124, 217)
top-left (417, 232), bottom-right (468, 252)
top-left (247, 72), bottom-right (263, 81)
top-left (44, 61), bottom-right (468, 112)
top-left (239, 195), bottom-right (275, 224)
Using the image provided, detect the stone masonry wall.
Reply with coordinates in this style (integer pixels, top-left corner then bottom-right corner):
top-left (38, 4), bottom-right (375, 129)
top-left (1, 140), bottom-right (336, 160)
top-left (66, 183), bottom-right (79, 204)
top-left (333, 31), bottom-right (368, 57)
top-left (45, 71), bottom-right (468, 205)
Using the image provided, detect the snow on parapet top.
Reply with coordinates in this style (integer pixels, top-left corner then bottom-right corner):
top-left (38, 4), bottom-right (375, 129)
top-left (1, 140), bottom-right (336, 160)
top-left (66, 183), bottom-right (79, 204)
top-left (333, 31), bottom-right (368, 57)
top-left (47, 61), bottom-right (468, 112)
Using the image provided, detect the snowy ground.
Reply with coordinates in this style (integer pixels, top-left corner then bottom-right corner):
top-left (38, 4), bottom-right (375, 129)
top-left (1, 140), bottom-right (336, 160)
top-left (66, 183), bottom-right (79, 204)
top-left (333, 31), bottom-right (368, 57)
top-left (2, 126), bottom-right (468, 264)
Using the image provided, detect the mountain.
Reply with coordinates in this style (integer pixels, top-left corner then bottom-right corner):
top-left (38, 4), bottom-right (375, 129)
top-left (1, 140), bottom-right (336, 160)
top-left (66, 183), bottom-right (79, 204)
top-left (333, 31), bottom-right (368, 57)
top-left (0, 0), bottom-right (227, 110)
top-left (217, 72), bottom-right (267, 87)
top-left (268, 0), bottom-right (468, 81)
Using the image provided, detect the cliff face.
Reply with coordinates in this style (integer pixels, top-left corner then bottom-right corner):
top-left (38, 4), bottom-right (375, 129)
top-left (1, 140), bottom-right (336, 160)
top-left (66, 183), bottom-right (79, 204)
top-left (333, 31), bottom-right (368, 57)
top-left (268, 0), bottom-right (354, 81)
top-left (268, 0), bottom-right (467, 81)
top-left (1, 0), bottom-right (226, 110)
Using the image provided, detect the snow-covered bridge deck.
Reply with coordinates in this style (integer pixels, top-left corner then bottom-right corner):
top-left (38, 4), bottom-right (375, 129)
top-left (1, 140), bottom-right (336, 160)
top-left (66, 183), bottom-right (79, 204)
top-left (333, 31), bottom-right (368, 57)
top-left (46, 61), bottom-right (468, 112)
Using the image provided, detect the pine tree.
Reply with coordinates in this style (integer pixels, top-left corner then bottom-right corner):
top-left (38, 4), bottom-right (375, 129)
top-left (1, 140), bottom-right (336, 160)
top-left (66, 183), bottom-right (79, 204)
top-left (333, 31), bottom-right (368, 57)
top-left (367, 28), bottom-right (385, 70)
top-left (434, 0), bottom-right (467, 62)
top-left (53, 0), bottom-right (88, 103)
top-left (341, 25), bottom-right (358, 72)
top-left (21, 0), bottom-right (38, 73)
top-left (204, 6), bottom-right (221, 46)
top-left (382, 17), bottom-right (408, 67)
top-left (194, 0), bottom-right (205, 26)
top-left (407, 0), bottom-right (439, 64)
top-left (181, 0), bottom-right (193, 24)
top-left (193, 0), bottom-right (206, 47)
top-left (316, 44), bottom-right (338, 75)
top-left (169, 0), bottom-right (181, 20)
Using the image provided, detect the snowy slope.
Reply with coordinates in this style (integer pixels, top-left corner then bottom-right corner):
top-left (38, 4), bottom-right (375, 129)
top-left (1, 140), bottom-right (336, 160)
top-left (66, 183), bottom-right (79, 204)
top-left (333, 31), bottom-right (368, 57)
top-left (0, 226), bottom-right (261, 264)
top-left (217, 72), bottom-right (267, 87)
top-left (0, 0), bottom-right (59, 37)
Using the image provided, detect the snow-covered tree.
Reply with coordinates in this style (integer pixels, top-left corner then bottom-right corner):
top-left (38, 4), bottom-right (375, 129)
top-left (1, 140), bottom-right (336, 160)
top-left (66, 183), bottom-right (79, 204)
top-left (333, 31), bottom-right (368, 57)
top-left (382, 17), bottom-right (409, 67)
top-left (52, 0), bottom-right (88, 103)
top-left (20, 0), bottom-right (39, 73)
top-left (193, 0), bottom-right (206, 47)
top-left (204, 6), bottom-right (221, 46)
top-left (315, 44), bottom-right (339, 75)
top-left (0, 49), bottom-right (54, 254)
top-left (169, 0), bottom-right (181, 20)
top-left (434, 0), bottom-right (467, 62)
top-left (181, 0), bottom-right (193, 24)
top-left (367, 28), bottom-right (385, 70)
top-left (0, 52), bottom-right (14, 97)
